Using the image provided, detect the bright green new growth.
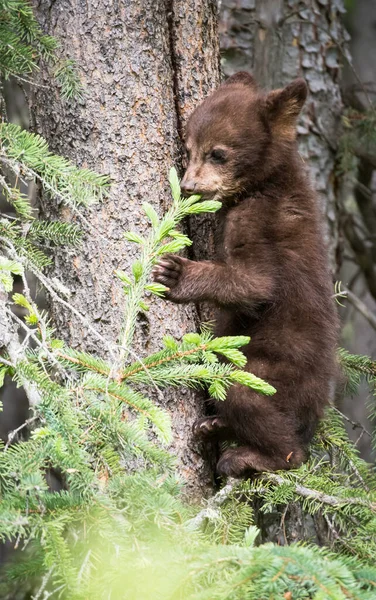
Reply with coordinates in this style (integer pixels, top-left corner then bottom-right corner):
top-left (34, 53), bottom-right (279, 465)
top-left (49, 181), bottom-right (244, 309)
top-left (1, 11), bottom-right (376, 595)
top-left (2, 4), bottom-right (376, 597)
top-left (116, 168), bottom-right (275, 398)
top-left (0, 117), bottom-right (375, 600)
top-left (118, 168), bottom-right (223, 360)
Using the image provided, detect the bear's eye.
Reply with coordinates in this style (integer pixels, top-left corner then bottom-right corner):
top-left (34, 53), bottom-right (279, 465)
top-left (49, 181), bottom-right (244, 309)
top-left (209, 148), bottom-right (227, 164)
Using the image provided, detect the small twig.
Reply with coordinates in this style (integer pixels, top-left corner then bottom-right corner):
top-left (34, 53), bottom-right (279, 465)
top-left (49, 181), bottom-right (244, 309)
top-left (5, 415), bottom-right (39, 450)
top-left (77, 548), bottom-right (92, 583)
top-left (279, 505), bottom-right (289, 546)
top-left (0, 156), bottom-right (109, 240)
top-left (185, 479), bottom-right (237, 530)
top-left (0, 287), bottom-right (42, 407)
top-left (32, 566), bottom-right (54, 600)
top-left (8, 73), bottom-right (51, 90)
top-left (354, 428), bottom-right (366, 448)
top-left (332, 292), bottom-right (347, 300)
top-left (344, 289), bottom-right (376, 330)
top-left (333, 407), bottom-right (371, 438)
top-left (0, 173), bottom-right (13, 196)
top-left (113, 345), bottom-right (164, 400)
top-left (121, 344), bottom-right (208, 380)
top-left (6, 308), bottom-right (69, 378)
top-left (347, 456), bottom-right (370, 492)
top-left (1, 237), bottom-right (117, 359)
top-left (20, 269), bottom-right (48, 345)
top-left (324, 514), bottom-right (356, 555)
top-left (347, 269), bottom-right (362, 292)
top-left (0, 356), bottom-right (14, 368)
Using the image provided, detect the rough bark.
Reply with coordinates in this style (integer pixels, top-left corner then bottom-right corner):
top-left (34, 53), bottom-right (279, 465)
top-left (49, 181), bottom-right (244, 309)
top-left (219, 0), bottom-right (347, 267)
top-left (31, 0), bottom-right (220, 498)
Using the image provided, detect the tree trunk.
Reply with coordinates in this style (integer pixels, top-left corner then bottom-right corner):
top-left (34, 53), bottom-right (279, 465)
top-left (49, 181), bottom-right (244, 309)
top-left (30, 0), bottom-right (220, 498)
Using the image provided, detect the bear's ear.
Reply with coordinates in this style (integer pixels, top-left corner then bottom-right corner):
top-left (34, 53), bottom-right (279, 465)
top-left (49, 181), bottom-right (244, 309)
top-left (264, 78), bottom-right (307, 140)
top-left (223, 71), bottom-right (258, 90)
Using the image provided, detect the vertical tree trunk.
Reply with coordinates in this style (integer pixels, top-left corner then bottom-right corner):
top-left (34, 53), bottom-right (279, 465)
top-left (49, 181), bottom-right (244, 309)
top-left (30, 0), bottom-right (220, 498)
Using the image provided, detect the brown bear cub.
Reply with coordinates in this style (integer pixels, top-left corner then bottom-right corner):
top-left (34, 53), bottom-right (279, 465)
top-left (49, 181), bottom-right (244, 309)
top-left (153, 72), bottom-right (338, 478)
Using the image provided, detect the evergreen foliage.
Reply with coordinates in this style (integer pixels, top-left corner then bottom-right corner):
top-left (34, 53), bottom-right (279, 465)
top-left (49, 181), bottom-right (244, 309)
top-left (0, 165), bottom-right (281, 598)
top-left (1, 166), bottom-right (376, 598)
top-left (0, 0), bottom-right (82, 98)
top-left (0, 121), bottom-right (109, 273)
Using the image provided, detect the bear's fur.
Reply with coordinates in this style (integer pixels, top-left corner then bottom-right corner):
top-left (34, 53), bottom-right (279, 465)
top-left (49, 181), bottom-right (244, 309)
top-left (152, 73), bottom-right (339, 477)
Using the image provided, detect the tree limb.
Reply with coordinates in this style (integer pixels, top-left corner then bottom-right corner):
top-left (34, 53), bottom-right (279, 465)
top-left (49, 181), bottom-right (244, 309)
top-left (261, 473), bottom-right (376, 512)
top-left (344, 289), bottom-right (376, 331)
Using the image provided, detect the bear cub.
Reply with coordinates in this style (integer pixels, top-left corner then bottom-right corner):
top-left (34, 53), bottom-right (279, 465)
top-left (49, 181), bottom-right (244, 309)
top-left (153, 72), bottom-right (338, 478)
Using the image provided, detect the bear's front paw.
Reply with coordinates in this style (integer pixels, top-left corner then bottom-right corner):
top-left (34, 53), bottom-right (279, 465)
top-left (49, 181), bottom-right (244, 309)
top-left (152, 254), bottom-right (184, 290)
top-left (152, 254), bottom-right (194, 302)
top-left (192, 416), bottom-right (228, 439)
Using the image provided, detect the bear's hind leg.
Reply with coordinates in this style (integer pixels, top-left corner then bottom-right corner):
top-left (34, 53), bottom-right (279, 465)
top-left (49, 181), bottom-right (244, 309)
top-left (217, 445), bottom-right (305, 478)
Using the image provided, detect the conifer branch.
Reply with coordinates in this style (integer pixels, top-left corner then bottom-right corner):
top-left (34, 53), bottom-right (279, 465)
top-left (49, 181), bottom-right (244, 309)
top-left (261, 473), bottom-right (376, 513)
top-left (1, 236), bottom-right (117, 358)
top-left (116, 168), bottom-right (221, 368)
top-left (1, 72), bottom-right (376, 592)
top-left (120, 344), bottom-right (209, 379)
top-left (333, 407), bottom-right (371, 439)
top-left (185, 479), bottom-right (237, 530)
top-left (4, 415), bottom-right (39, 450)
top-left (0, 286), bottom-right (42, 406)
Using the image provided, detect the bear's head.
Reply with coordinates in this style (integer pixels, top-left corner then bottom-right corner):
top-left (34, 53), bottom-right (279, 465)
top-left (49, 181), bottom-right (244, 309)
top-left (181, 72), bottom-right (307, 202)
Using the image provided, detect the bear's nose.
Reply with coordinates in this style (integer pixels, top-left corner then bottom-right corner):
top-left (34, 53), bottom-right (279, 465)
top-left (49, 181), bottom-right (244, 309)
top-left (181, 180), bottom-right (196, 196)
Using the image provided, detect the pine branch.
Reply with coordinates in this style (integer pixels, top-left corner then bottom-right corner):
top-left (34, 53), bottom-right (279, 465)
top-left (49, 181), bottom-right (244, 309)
top-left (1, 236), bottom-right (117, 357)
top-left (2, 137), bottom-right (376, 596)
top-left (116, 168), bottom-right (221, 367)
top-left (4, 415), bottom-right (39, 450)
top-left (0, 284), bottom-right (42, 406)
top-left (333, 407), bottom-right (372, 439)
top-left (339, 348), bottom-right (376, 378)
top-left (260, 473), bottom-right (376, 513)
top-left (0, 0), bottom-right (82, 100)
top-left (185, 479), bottom-right (237, 531)
top-left (0, 124), bottom-right (109, 208)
